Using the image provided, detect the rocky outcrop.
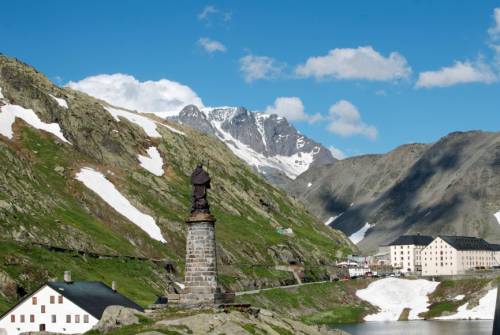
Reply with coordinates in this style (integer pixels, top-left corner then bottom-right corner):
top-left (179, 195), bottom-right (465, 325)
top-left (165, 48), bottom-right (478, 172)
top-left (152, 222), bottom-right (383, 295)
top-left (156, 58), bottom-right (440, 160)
top-left (156, 309), bottom-right (349, 335)
top-left (92, 306), bottom-right (144, 333)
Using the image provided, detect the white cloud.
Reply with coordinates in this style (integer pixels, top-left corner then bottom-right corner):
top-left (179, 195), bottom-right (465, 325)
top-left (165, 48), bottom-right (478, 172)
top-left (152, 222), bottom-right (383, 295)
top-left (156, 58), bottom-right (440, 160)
top-left (415, 60), bottom-right (497, 88)
top-left (488, 8), bottom-right (500, 40)
top-left (198, 5), bottom-right (231, 25)
top-left (67, 74), bottom-right (204, 117)
top-left (263, 97), bottom-right (322, 123)
top-left (295, 46), bottom-right (411, 81)
top-left (375, 89), bottom-right (387, 96)
top-left (239, 55), bottom-right (285, 83)
top-left (198, 37), bottom-right (226, 53)
top-left (488, 8), bottom-right (500, 67)
top-left (329, 146), bottom-right (346, 160)
top-left (327, 100), bottom-right (377, 140)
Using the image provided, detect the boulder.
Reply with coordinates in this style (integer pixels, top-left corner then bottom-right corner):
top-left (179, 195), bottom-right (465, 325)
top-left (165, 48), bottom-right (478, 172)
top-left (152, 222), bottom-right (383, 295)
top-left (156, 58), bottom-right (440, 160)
top-left (92, 306), bottom-right (145, 333)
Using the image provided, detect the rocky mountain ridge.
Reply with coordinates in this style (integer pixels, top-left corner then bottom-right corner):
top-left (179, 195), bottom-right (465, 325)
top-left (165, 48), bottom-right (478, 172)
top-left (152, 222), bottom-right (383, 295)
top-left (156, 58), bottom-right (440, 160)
top-left (169, 104), bottom-right (336, 186)
top-left (287, 131), bottom-right (500, 253)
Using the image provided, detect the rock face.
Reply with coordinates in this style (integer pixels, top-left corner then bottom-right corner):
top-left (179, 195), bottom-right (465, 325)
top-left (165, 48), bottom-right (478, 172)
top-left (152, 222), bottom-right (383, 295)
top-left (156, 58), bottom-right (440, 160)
top-left (92, 306), bottom-right (143, 333)
top-left (170, 105), bottom-right (335, 187)
top-left (288, 132), bottom-right (500, 253)
top-left (156, 309), bottom-right (349, 335)
top-left (180, 217), bottom-right (218, 305)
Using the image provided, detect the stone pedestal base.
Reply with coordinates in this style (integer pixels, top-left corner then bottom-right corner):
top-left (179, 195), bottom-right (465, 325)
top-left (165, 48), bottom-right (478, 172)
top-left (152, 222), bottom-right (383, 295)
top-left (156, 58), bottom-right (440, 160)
top-left (180, 213), bottom-right (219, 305)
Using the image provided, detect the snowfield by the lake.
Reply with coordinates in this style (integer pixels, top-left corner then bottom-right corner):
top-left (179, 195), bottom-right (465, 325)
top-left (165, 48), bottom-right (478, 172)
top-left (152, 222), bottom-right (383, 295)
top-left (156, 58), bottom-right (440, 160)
top-left (0, 103), bottom-right (71, 144)
top-left (138, 146), bottom-right (164, 176)
top-left (75, 167), bottom-right (166, 243)
top-left (437, 288), bottom-right (497, 320)
top-left (49, 94), bottom-right (68, 109)
top-left (356, 278), bottom-right (440, 321)
top-left (348, 222), bottom-right (373, 244)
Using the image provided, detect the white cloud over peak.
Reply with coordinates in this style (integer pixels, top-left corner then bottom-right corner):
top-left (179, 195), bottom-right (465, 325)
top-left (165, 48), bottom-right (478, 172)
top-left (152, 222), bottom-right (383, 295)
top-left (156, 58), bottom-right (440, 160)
top-left (415, 60), bottom-right (497, 88)
top-left (67, 74), bottom-right (204, 117)
top-left (295, 46), bottom-right (411, 81)
top-left (488, 8), bottom-right (500, 40)
top-left (239, 55), bottom-right (285, 83)
top-left (263, 97), bottom-right (322, 123)
top-left (198, 37), bottom-right (227, 53)
top-left (327, 100), bottom-right (377, 140)
top-left (329, 146), bottom-right (346, 160)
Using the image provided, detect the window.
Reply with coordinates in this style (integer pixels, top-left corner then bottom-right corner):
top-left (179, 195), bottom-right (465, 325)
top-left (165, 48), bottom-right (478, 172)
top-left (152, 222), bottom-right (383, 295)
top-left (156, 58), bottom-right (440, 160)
top-left (50, 296), bottom-right (55, 304)
top-left (10, 315), bottom-right (15, 323)
top-left (84, 315), bottom-right (89, 323)
top-left (20, 315), bottom-right (25, 323)
top-left (41, 305), bottom-right (46, 313)
top-left (51, 315), bottom-right (57, 323)
top-left (58, 296), bottom-right (63, 304)
top-left (66, 315), bottom-right (71, 323)
top-left (30, 315), bottom-right (35, 323)
top-left (32, 297), bottom-right (37, 305)
top-left (75, 315), bottom-right (80, 323)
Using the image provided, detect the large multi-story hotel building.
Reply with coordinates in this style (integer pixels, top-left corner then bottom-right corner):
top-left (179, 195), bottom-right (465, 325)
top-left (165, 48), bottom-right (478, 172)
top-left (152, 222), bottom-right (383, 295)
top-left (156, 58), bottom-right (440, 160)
top-left (388, 235), bottom-right (434, 273)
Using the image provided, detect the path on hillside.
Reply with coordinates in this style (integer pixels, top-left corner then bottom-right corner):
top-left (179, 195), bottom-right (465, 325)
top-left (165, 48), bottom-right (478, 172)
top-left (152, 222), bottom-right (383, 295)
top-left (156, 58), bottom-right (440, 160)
top-left (235, 280), bottom-right (330, 296)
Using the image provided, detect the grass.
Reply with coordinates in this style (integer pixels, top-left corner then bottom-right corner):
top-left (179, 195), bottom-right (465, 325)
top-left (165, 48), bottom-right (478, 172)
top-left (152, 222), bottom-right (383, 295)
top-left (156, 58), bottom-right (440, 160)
top-left (0, 241), bottom-right (166, 312)
top-left (236, 280), bottom-right (377, 324)
top-left (301, 305), bottom-right (366, 324)
top-left (419, 277), bottom-right (499, 319)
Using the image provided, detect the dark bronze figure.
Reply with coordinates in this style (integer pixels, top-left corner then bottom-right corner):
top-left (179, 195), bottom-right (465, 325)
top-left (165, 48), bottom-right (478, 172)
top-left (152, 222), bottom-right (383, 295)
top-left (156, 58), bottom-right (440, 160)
top-left (190, 164), bottom-right (211, 214)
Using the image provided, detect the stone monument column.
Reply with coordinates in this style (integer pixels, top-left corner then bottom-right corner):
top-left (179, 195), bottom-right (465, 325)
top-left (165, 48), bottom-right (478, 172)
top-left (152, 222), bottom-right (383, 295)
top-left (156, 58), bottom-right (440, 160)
top-left (180, 164), bottom-right (219, 305)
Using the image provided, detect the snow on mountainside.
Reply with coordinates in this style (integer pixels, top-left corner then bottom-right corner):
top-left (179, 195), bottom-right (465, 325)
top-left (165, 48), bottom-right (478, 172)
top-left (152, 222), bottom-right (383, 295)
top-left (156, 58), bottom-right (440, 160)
top-left (170, 105), bottom-right (335, 185)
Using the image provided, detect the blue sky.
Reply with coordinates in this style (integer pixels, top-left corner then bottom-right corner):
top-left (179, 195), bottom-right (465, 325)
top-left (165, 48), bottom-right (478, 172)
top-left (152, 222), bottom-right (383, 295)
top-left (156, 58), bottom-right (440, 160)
top-left (2, 1), bottom-right (499, 157)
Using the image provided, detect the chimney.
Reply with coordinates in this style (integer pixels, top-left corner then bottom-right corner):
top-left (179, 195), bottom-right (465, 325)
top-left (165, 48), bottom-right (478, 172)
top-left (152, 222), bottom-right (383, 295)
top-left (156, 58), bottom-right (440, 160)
top-left (111, 281), bottom-right (117, 292)
top-left (64, 271), bottom-right (72, 283)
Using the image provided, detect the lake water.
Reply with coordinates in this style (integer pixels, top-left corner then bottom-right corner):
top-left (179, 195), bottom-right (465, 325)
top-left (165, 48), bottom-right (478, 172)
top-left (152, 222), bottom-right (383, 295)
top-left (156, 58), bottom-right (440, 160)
top-left (334, 320), bottom-right (493, 335)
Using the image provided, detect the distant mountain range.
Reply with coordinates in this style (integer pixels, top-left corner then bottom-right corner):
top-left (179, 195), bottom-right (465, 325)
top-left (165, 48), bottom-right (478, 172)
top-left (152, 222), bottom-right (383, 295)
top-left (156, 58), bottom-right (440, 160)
top-left (169, 105), bottom-right (335, 186)
top-left (287, 131), bottom-right (500, 253)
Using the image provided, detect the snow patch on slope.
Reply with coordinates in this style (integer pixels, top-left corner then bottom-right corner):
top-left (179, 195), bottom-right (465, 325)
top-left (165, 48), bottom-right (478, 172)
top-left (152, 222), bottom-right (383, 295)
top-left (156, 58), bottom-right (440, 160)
top-left (356, 278), bottom-right (439, 321)
top-left (138, 147), bottom-right (164, 176)
top-left (324, 214), bottom-right (342, 226)
top-left (105, 105), bottom-right (184, 137)
top-left (105, 106), bottom-right (161, 137)
top-left (49, 94), bottom-right (68, 109)
top-left (494, 211), bottom-right (500, 225)
top-left (437, 288), bottom-right (497, 320)
top-left (0, 104), bottom-right (71, 144)
top-left (75, 167), bottom-right (165, 243)
top-left (0, 87), bottom-right (4, 99)
top-left (348, 222), bottom-right (373, 244)
top-left (307, 182), bottom-right (312, 188)
top-left (160, 123), bottom-right (185, 135)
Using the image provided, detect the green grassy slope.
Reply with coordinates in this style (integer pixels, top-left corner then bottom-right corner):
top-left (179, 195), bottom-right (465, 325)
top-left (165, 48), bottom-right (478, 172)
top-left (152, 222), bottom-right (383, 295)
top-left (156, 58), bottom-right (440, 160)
top-left (0, 55), bottom-right (353, 312)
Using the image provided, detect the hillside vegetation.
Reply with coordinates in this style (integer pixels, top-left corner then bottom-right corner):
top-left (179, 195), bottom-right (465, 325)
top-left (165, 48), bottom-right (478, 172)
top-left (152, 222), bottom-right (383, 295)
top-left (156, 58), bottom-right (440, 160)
top-left (0, 55), bottom-right (353, 312)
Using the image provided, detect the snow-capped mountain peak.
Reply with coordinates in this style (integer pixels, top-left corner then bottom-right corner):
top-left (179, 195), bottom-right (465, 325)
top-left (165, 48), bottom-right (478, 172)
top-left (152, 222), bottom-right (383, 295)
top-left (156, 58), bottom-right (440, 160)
top-left (171, 105), bottom-right (335, 185)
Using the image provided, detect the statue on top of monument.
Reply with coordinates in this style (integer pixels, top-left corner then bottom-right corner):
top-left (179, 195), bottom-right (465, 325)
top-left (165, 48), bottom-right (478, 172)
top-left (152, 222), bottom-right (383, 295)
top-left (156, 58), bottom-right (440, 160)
top-left (190, 164), bottom-right (211, 214)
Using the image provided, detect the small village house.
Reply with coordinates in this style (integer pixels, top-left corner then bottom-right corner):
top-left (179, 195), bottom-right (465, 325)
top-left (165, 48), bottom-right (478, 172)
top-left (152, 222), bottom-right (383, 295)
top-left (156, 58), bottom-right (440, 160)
top-left (388, 234), bottom-right (434, 273)
top-left (0, 272), bottom-right (143, 335)
top-left (421, 236), bottom-right (500, 276)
